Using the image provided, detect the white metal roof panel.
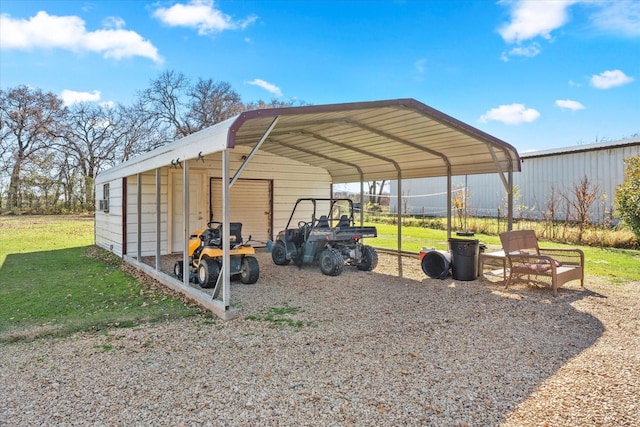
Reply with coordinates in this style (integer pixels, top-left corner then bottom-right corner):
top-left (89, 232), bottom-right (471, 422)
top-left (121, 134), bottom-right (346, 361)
top-left (96, 98), bottom-right (520, 184)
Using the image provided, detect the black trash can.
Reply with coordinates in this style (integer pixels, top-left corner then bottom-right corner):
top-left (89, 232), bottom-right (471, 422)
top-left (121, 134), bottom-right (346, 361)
top-left (420, 249), bottom-right (451, 279)
top-left (448, 238), bottom-right (480, 281)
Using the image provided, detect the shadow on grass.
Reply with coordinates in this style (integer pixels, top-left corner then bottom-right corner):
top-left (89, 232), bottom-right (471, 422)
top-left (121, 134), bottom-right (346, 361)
top-left (0, 246), bottom-right (202, 342)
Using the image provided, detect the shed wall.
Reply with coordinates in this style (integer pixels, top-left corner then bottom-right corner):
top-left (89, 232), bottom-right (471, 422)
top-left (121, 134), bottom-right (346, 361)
top-left (96, 147), bottom-right (332, 258)
top-left (391, 142), bottom-right (640, 223)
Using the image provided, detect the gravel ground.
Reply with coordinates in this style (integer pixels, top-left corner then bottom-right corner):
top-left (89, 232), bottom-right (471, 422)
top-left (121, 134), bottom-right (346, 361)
top-left (1, 251), bottom-right (639, 426)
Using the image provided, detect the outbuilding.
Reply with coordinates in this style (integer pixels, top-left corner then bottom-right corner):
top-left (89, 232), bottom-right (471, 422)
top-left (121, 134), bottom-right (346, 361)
top-left (95, 99), bottom-right (520, 319)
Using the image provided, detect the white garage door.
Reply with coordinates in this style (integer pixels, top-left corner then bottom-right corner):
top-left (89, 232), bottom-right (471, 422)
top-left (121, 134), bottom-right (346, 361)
top-left (210, 178), bottom-right (272, 246)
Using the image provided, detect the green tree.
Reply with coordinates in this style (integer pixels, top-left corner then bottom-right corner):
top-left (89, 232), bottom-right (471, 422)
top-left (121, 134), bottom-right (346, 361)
top-left (615, 154), bottom-right (640, 241)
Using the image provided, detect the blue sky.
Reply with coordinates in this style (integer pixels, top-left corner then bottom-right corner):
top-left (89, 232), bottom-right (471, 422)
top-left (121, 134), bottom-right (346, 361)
top-left (1, 0), bottom-right (638, 153)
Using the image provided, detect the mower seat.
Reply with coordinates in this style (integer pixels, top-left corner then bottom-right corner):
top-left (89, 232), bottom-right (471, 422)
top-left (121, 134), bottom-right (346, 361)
top-left (229, 222), bottom-right (243, 247)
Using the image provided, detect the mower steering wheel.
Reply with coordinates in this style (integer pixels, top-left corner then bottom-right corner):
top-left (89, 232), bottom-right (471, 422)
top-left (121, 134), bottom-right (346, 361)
top-left (207, 221), bottom-right (222, 228)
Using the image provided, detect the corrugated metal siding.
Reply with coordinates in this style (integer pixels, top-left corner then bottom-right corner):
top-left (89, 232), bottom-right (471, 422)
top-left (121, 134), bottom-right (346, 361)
top-left (392, 141), bottom-right (640, 223)
top-left (211, 178), bottom-right (272, 244)
top-left (95, 177), bottom-right (124, 256)
top-left (125, 170), bottom-right (169, 256)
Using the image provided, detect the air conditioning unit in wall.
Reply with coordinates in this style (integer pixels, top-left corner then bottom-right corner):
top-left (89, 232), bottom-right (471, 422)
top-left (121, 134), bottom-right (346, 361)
top-left (99, 199), bottom-right (109, 212)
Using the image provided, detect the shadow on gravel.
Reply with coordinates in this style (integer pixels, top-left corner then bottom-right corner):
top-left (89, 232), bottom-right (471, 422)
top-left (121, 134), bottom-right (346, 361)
top-left (102, 250), bottom-right (606, 425)
top-left (226, 252), bottom-right (605, 425)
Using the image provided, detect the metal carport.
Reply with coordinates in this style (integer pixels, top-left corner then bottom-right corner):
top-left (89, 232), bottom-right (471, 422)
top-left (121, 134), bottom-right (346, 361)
top-left (96, 98), bottom-right (520, 319)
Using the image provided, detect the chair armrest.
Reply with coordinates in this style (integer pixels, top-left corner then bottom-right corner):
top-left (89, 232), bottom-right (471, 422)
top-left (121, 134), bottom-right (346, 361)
top-left (538, 247), bottom-right (584, 266)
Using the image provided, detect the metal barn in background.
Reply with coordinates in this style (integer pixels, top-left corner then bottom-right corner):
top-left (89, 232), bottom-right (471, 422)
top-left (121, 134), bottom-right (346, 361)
top-left (391, 138), bottom-right (640, 224)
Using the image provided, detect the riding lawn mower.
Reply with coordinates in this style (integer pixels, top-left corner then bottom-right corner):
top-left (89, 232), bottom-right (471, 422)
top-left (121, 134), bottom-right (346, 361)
top-left (174, 221), bottom-right (259, 297)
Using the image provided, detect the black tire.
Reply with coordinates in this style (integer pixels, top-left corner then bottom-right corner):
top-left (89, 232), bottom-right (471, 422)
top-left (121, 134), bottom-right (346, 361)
top-left (240, 256), bottom-right (260, 284)
top-left (173, 260), bottom-right (184, 279)
top-left (320, 248), bottom-right (344, 276)
top-left (271, 241), bottom-right (290, 265)
top-left (357, 246), bottom-right (378, 271)
top-left (197, 258), bottom-right (220, 288)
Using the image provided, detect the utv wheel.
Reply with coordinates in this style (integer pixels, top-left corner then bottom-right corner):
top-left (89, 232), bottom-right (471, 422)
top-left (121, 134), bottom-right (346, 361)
top-left (357, 246), bottom-right (378, 271)
top-left (271, 241), bottom-right (290, 265)
top-left (173, 260), bottom-right (184, 279)
top-left (320, 248), bottom-right (344, 276)
top-left (240, 256), bottom-right (260, 284)
top-left (198, 258), bottom-right (220, 289)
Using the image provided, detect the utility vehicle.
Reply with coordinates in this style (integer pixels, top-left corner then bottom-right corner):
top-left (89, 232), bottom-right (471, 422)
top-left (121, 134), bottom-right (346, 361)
top-left (271, 198), bottom-right (378, 276)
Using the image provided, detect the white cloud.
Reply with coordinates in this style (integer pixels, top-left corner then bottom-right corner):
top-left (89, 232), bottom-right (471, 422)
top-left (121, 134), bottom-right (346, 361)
top-left (247, 79), bottom-right (282, 97)
top-left (589, 0), bottom-right (640, 37)
top-left (60, 89), bottom-right (101, 106)
top-left (479, 103), bottom-right (540, 125)
top-left (498, 0), bottom-right (577, 44)
top-left (555, 99), bottom-right (585, 111)
top-left (414, 58), bottom-right (427, 74)
top-left (590, 69), bottom-right (634, 89)
top-left (153, 0), bottom-right (257, 35)
top-left (506, 42), bottom-right (541, 58)
top-left (0, 11), bottom-right (161, 63)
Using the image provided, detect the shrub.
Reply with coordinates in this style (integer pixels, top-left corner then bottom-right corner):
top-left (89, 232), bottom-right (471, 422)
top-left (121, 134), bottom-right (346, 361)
top-left (615, 154), bottom-right (640, 241)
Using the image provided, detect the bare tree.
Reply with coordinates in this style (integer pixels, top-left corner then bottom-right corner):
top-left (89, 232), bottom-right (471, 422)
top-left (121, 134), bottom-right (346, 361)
top-left (187, 80), bottom-right (243, 129)
top-left (0, 85), bottom-right (66, 210)
top-left (62, 102), bottom-right (121, 209)
top-left (563, 175), bottom-right (599, 243)
top-left (136, 70), bottom-right (247, 142)
top-left (367, 180), bottom-right (387, 205)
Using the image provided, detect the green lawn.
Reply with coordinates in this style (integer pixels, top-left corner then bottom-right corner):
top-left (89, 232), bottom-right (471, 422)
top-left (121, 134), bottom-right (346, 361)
top-left (367, 223), bottom-right (640, 282)
top-left (1, 216), bottom-right (637, 342)
top-left (0, 216), bottom-right (203, 342)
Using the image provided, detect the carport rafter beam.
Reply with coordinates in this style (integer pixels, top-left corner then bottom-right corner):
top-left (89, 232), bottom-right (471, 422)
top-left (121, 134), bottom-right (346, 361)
top-left (270, 136), bottom-right (365, 182)
top-left (230, 116), bottom-right (279, 187)
top-left (295, 130), bottom-right (402, 174)
top-left (337, 119), bottom-right (451, 169)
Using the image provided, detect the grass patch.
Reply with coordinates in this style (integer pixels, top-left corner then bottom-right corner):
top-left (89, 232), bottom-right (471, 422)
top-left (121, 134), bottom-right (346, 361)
top-left (245, 304), bottom-right (312, 328)
top-left (0, 215), bottom-right (203, 342)
top-left (366, 223), bottom-right (640, 282)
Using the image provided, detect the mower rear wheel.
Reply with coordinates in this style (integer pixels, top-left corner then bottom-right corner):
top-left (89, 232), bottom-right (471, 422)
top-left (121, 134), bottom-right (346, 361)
top-left (173, 260), bottom-right (184, 279)
top-left (357, 245), bottom-right (379, 271)
top-left (320, 248), bottom-right (344, 276)
top-left (240, 256), bottom-right (260, 284)
top-left (271, 241), bottom-right (290, 265)
top-left (198, 258), bottom-right (220, 288)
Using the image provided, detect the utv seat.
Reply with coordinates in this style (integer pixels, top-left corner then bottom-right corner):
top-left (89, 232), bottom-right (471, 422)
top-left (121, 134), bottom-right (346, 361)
top-left (316, 215), bottom-right (330, 228)
top-left (337, 215), bottom-right (350, 227)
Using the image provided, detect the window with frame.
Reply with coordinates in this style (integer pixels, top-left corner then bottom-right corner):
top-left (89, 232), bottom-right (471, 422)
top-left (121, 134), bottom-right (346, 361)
top-left (100, 184), bottom-right (110, 212)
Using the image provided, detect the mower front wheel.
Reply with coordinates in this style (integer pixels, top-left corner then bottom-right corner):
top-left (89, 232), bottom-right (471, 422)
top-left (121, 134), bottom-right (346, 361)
top-left (240, 256), bottom-right (260, 284)
top-left (198, 258), bottom-right (220, 288)
top-left (271, 241), bottom-right (290, 265)
top-left (320, 248), bottom-right (344, 276)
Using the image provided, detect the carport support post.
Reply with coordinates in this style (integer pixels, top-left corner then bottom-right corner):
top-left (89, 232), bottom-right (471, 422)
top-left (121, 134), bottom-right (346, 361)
top-left (446, 170), bottom-right (452, 240)
top-left (507, 169), bottom-right (514, 231)
top-left (397, 173), bottom-right (403, 277)
top-left (155, 168), bottom-right (161, 271)
top-left (137, 173), bottom-right (142, 260)
top-left (359, 181), bottom-right (364, 225)
top-left (221, 149), bottom-right (231, 309)
top-left (183, 161), bottom-right (190, 288)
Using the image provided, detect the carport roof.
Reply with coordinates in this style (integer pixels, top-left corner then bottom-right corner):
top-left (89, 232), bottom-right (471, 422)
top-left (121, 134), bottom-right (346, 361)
top-left (231, 98), bottom-right (520, 183)
top-left (96, 98), bottom-right (520, 184)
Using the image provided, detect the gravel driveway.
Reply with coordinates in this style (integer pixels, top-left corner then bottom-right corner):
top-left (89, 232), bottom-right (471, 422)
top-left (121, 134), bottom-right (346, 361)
top-left (1, 252), bottom-right (638, 426)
